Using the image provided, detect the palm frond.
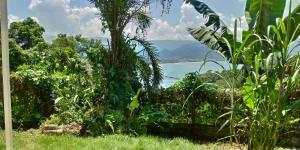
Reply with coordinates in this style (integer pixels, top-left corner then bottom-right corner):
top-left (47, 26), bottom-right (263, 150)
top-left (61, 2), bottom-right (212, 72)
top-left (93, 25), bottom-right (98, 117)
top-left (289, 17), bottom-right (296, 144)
top-left (134, 10), bottom-right (152, 33)
top-left (132, 38), bottom-right (163, 86)
top-left (136, 56), bottom-right (152, 88)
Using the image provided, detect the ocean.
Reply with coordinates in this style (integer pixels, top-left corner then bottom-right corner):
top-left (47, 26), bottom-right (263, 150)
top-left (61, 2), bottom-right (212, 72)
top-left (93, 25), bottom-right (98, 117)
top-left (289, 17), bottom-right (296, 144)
top-left (161, 61), bottom-right (230, 87)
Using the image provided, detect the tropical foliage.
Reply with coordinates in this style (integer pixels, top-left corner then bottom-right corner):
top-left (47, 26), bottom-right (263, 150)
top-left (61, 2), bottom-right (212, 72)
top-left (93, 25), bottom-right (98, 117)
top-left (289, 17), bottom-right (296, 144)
top-left (0, 0), bottom-right (299, 150)
top-left (187, 0), bottom-right (300, 59)
top-left (239, 15), bottom-right (300, 150)
top-left (190, 1), bottom-right (299, 149)
top-left (88, 0), bottom-right (162, 110)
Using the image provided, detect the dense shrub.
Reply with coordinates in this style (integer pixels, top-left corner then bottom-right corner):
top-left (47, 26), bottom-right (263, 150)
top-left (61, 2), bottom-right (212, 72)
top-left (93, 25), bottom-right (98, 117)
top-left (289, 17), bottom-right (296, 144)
top-left (81, 108), bottom-right (167, 136)
top-left (82, 108), bottom-right (123, 136)
top-left (199, 70), bottom-right (244, 89)
top-left (146, 72), bottom-right (231, 126)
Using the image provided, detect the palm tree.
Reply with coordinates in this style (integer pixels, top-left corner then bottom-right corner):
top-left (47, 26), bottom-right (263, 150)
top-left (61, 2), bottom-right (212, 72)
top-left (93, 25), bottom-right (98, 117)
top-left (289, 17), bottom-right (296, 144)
top-left (88, 0), bottom-right (163, 108)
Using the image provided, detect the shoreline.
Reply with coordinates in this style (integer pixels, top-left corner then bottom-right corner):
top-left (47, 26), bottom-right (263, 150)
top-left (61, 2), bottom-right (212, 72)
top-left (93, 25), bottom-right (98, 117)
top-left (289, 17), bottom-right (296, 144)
top-left (159, 60), bottom-right (225, 65)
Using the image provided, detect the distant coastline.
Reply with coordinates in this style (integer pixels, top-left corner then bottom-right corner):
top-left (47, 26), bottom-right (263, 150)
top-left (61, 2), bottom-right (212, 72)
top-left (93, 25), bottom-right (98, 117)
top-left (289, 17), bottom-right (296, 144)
top-left (159, 59), bottom-right (205, 64)
top-left (159, 58), bottom-right (225, 64)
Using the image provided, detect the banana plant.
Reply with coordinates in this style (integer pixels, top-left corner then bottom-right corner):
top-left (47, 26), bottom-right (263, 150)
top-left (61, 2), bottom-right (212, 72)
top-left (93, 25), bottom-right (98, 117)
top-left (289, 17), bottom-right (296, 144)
top-left (185, 0), bottom-right (232, 57)
top-left (187, 0), bottom-right (300, 59)
top-left (245, 0), bottom-right (286, 35)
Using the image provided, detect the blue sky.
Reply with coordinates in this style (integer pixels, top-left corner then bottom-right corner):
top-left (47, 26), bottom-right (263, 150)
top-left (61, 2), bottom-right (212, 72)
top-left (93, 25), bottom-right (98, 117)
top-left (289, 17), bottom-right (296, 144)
top-left (7, 0), bottom-right (300, 41)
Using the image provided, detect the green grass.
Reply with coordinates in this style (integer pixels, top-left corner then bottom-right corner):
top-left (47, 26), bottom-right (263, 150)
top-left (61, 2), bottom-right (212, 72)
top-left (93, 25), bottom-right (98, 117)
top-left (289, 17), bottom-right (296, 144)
top-left (0, 131), bottom-right (249, 150)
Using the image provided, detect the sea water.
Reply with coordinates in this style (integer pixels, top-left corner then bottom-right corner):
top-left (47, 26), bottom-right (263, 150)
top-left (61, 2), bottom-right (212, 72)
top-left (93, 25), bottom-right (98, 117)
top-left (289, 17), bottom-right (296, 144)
top-left (161, 61), bottom-right (230, 87)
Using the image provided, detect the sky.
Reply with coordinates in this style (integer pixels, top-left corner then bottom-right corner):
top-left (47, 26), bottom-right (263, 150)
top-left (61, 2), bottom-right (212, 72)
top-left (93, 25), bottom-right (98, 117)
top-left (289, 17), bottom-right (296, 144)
top-left (7, 0), bottom-right (300, 41)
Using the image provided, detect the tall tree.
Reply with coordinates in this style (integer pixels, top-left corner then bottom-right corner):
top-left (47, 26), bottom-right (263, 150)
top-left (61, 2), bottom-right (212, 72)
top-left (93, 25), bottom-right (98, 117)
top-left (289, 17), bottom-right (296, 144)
top-left (89, 0), bottom-right (163, 108)
top-left (9, 17), bottom-right (45, 49)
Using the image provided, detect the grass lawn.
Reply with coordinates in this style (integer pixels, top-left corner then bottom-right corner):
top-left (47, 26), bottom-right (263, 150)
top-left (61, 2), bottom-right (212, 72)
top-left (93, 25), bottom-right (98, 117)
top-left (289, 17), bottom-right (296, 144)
top-left (0, 131), bottom-right (245, 150)
top-left (0, 131), bottom-right (293, 150)
top-left (0, 131), bottom-right (294, 150)
top-left (0, 131), bottom-right (287, 150)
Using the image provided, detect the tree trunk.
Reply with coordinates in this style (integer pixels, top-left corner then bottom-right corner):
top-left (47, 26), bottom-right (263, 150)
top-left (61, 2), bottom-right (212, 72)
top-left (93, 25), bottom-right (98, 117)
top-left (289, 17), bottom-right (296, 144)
top-left (191, 95), bottom-right (196, 136)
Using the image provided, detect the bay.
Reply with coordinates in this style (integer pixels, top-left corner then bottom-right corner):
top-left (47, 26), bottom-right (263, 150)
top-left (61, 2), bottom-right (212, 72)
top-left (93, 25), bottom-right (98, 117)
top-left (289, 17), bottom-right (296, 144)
top-left (160, 61), bottom-right (230, 87)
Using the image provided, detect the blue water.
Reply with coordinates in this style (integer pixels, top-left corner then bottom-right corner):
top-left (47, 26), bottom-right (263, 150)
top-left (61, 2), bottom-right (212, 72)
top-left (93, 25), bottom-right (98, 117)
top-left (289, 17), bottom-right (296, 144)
top-left (161, 61), bottom-right (230, 87)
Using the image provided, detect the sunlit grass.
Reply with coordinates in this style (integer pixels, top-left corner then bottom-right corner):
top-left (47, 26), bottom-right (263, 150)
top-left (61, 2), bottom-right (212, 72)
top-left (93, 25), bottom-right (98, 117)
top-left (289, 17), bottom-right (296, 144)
top-left (0, 131), bottom-right (250, 150)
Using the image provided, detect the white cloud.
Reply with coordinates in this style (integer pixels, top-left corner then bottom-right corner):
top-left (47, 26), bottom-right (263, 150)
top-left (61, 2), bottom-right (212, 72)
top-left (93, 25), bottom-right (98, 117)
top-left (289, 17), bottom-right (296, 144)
top-left (70, 7), bottom-right (98, 20)
top-left (26, 0), bottom-right (250, 41)
top-left (8, 15), bottom-right (40, 26)
top-left (148, 4), bottom-right (248, 40)
top-left (28, 0), bottom-right (43, 9)
top-left (146, 3), bottom-right (248, 41)
top-left (215, 12), bottom-right (248, 41)
top-left (80, 18), bottom-right (109, 38)
top-left (146, 3), bottom-right (204, 40)
top-left (8, 15), bottom-right (22, 24)
top-left (30, 16), bottom-right (40, 23)
top-left (26, 0), bottom-right (248, 41)
top-left (28, 0), bottom-right (101, 39)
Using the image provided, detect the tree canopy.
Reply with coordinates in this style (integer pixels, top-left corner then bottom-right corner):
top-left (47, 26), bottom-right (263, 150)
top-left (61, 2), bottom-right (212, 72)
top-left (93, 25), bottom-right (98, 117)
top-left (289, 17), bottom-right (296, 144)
top-left (9, 18), bottom-right (45, 50)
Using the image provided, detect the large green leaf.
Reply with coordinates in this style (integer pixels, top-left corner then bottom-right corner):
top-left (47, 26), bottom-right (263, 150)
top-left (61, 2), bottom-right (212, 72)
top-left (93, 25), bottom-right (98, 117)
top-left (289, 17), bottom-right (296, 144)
top-left (185, 0), bottom-right (228, 31)
top-left (242, 78), bottom-right (256, 111)
top-left (282, 99), bottom-right (300, 116)
top-left (188, 26), bottom-right (237, 58)
top-left (188, 26), bottom-right (223, 51)
top-left (128, 88), bottom-right (142, 112)
top-left (245, 0), bottom-right (286, 35)
top-left (186, 0), bottom-right (236, 58)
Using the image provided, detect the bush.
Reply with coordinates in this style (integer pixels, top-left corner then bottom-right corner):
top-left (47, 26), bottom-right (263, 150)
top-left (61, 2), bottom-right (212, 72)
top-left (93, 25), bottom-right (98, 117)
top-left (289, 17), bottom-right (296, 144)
top-left (81, 90), bottom-right (172, 136)
top-left (10, 65), bottom-right (55, 129)
top-left (147, 72), bottom-right (230, 125)
top-left (82, 108), bottom-right (123, 136)
top-left (199, 70), bottom-right (244, 89)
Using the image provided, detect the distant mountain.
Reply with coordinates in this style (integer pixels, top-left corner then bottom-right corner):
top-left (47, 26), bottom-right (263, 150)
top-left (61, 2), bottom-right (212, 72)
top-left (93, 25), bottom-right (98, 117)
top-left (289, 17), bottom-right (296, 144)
top-left (94, 39), bottom-right (223, 63)
top-left (151, 40), bottom-right (223, 63)
top-left (46, 36), bottom-right (223, 63)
